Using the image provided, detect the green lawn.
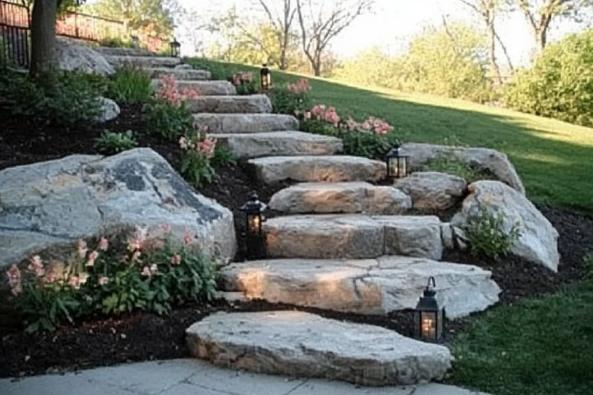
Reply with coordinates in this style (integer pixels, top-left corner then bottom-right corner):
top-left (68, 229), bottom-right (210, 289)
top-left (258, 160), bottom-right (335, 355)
top-left (186, 58), bottom-right (593, 214)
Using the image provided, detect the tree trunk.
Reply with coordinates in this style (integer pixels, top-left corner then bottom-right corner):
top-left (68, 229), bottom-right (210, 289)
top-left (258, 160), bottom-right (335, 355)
top-left (30, 0), bottom-right (59, 88)
top-left (488, 13), bottom-right (503, 86)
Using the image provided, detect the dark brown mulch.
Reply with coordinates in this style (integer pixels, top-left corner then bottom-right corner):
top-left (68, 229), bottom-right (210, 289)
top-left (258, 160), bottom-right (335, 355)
top-left (1, 105), bottom-right (593, 379)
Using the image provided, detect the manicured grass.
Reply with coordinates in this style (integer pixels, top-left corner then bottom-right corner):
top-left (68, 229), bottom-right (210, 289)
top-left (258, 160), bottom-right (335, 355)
top-left (447, 279), bottom-right (593, 395)
top-left (186, 58), bottom-right (593, 214)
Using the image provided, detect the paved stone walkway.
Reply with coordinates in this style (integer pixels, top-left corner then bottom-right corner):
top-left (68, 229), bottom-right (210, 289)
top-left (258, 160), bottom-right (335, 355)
top-left (0, 359), bottom-right (489, 395)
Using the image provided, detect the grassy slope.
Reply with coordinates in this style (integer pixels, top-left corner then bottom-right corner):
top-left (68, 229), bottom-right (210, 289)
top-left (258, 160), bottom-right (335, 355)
top-left (186, 58), bottom-right (593, 214)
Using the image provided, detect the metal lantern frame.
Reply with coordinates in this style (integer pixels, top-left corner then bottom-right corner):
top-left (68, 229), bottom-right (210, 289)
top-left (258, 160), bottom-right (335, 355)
top-left (260, 64), bottom-right (271, 91)
top-left (384, 144), bottom-right (409, 181)
top-left (170, 38), bottom-right (181, 57)
top-left (413, 276), bottom-right (446, 344)
top-left (239, 192), bottom-right (268, 260)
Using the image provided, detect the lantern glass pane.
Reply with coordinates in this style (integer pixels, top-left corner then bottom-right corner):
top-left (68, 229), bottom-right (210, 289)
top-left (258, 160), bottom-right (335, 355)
top-left (420, 311), bottom-right (437, 341)
top-left (399, 157), bottom-right (407, 177)
top-left (247, 214), bottom-right (262, 234)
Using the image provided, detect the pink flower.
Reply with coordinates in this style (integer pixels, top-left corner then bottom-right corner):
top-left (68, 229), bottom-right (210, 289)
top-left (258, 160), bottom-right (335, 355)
top-left (98, 276), bottom-right (109, 286)
top-left (77, 239), bottom-right (88, 259)
top-left (44, 272), bottom-right (58, 284)
top-left (128, 226), bottom-right (148, 251)
top-left (79, 273), bottom-right (89, 285)
top-left (68, 276), bottom-right (80, 289)
top-left (6, 264), bottom-right (22, 295)
top-left (11, 283), bottom-right (22, 296)
top-left (170, 253), bottom-right (181, 265)
top-left (141, 266), bottom-right (151, 277)
top-left (197, 137), bottom-right (216, 158)
top-left (183, 230), bottom-right (193, 245)
top-left (181, 87), bottom-right (199, 99)
top-left (304, 111), bottom-right (311, 119)
top-left (241, 72), bottom-right (253, 83)
top-left (150, 264), bottom-right (158, 274)
top-left (179, 136), bottom-right (190, 150)
top-left (232, 74), bottom-right (241, 86)
top-left (131, 250), bottom-right (142, 262)
top-left (28, 255), bottom-right (45, 277)
top-left (98, 237), bottom-right (109, 251)
top-left (86, 251), bottom-right (99, 267)
top-left (294, 110), bottom-right (300, 116)
top-left (160, 223), bottom-right (172, 233)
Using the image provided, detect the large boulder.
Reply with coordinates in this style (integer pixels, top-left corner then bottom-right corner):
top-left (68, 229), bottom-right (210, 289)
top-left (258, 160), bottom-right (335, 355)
top-left (452, 181), bottom-right (559, 271)
top-left (401, 143), bottom-right (525, 194)
top-left (0, 148), bottom-right (236, 269)
top-left (56, 37), bottom-right (115, 76)
top-left (395, 172), bottom-right (467, 211)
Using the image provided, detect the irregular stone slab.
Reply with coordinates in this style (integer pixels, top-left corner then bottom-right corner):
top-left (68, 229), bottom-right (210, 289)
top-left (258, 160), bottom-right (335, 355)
top-left (104, 55), bottom-right (182, 68)
top-left (0, 148), bottom-right (236, 269)
top-left (94, 46), bottom-right (155, 57)
top-left (94, 97), bottom-right (120, 123)
top-left (401, 143), bottom-right (525, 194)
top-left (186, 311), bottom-right (452, 386)
top-left (269, 182), bottom-right (411, 215)
top-left (248, 156), bottom-right (386, 184)
top-left (151, 79), bottom-right (236, 96)
top-left (264, 214), bottom-right (443, 260)
top-left (194, 113), bottom-right (299, 134)
top-left (56, 37), bottom-right (114, 76)
top-left (452, 180), bottom-right (559, 271)
top-left (221, 256), bottom-right (500, 318)
top-left (146, 67), bottom-right (211, 81)
top-left (186, 95), bottom-right (272, 114)
top-left (213, 131), bottom-right (342, 159)
top-left (395, 172), bottom-right (467, 212)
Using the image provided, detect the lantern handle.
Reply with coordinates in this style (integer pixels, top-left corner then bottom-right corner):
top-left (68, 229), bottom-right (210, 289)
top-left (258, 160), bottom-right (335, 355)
top-left (426, 276), bottom-right (436, 290)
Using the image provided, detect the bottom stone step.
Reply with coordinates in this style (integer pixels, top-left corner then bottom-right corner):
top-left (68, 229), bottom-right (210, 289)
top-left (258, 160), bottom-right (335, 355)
top-left (221, 256), bottom-right (500, 319)
top-left (186, 311), bottom-right (452, 386)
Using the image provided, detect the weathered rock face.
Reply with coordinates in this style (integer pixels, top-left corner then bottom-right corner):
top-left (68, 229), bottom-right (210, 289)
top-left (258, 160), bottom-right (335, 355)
top-left (56, 37), bottom-right (115, 76)
top-left (194, 113), bottom-right (299, 134)
top-left (94, 97), bottom-right (120, 123)
top-left (186, 311), bottom-right (452, 386)
top-left (401, 143), bottom-right (525, 194)
top-left (269, 182), bottom-right (412, 215)
top-left (264, 214), bottom-right (443, 260)
top-left (452, 180), bottom-right (559, 271)
top-left (214, 131), bottom-right (342, 159)
top-left (221, 256), bottom-right (500, 318)
top-left (151, 80), bottom-right (236, 96)
top-left (395, 172), bottom-right (467, 211)
top-left (0, 149), bottom-right (236, 269)
top-left (186, 95), bottom-right (272, 114)
top-left (248, 156), bottom-right (386, 184)
top-left (146, 67), bottom-right (211, 81)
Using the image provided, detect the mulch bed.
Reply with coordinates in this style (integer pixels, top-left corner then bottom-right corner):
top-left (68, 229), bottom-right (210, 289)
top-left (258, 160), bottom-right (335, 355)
top-left (1, 105), bottom-right (592, 379)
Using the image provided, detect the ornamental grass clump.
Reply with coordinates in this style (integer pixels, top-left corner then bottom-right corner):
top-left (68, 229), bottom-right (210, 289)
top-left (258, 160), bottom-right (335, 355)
top-left (5, 225), bottom-right (218, 333)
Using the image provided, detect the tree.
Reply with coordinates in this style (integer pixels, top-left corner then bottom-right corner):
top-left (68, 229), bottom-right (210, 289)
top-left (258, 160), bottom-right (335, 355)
top-left (510, 0), bottom-right (593, 54)
top-left (252, 0), bottom-right (298, 70)
top-left (295, 0), bottom-right (374, 76)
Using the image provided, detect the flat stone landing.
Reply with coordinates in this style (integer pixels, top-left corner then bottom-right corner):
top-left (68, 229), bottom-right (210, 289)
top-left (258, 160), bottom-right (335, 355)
top-left (186, 311), bottom-right (452, 386)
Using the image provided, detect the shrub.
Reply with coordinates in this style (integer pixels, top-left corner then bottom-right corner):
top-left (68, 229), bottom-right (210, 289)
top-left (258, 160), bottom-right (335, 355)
top-left (107, 66), bottom-right (153, 104)
top-left (269, 78), bottom-right (312, 115)
top-left (99, 36), bottom-right (133, 48)
top-left (503, 29), bottom-right (593, 126)
top-left (179, 127), bottom-right (218, 187)
top-left (228, 71), bottom-right (258, 95)
top-left (463, 203), bottom-right (521, 259)
top-left (5, 226), bottom-right (219, 333)
top-left (146, 75), bottom-right (197, 140)
top-left (211, 146), bottom-right (237, 167)
top-left (94, 130), bottom-right (138, 155)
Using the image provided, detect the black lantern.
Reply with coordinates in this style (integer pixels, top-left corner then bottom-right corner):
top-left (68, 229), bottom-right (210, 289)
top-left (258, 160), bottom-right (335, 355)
top-left (413, 277), bottom-right (445, 343)
top-left (170, 38), bottom-right (181, 57)
top-left (385, 144), bottom-right (409, 181)
top-left (260, 63), bottom-right (271, 91)
top-left (240, 192), bottom-right (267, 259)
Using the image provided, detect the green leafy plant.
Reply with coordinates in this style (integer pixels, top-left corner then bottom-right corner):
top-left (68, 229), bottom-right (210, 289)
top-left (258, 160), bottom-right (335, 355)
top-left (424, 157), bottom-right (491, 183)
top-left (269, 78), bottom-right (312, 115)
top-left (179, 127), bottom-right (218, 187)
top-left (463, 203), bottom-right (522, 259)
top-left (211, 146), bottom-right (237, 167)
top-left (5, 226), bottom-right (219, 333)
top-left (99, 36), bottom-right (133, 48)
top-left (94, 130), bottom-right (138, 155)
top-left (107, 66), bottom-right (153, 104)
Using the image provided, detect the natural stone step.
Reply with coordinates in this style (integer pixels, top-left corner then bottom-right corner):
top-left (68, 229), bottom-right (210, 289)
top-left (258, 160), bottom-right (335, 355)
top-left (105, 55), bottom-right (181, 68)
top-left (264, 214), bottom-right (443, 260)
top-left (151, 79), bottom-right (236, 96)
top-left (186, 311), bottom-right (452, 386)
top-left (248, 156), bottom-right (386, 184)
top-left (186, 95), bottom-right (272, 114)
top-left (145, 67), bottom-right (211, 81)
top-left (193, 113), bottom-right (299, 134)
top-left (94, 46), bottom-right (155, 57)
top-left (269, 182), bottom-right (411, 214)
top-left (221, 256), bottom-right (500, 318)
top-left (212, 131), bottom-right (342, 159)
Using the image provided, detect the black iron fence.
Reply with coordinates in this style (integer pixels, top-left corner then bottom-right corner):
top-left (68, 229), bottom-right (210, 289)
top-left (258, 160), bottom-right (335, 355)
top-left (0, 1), bottom-right (29, 67)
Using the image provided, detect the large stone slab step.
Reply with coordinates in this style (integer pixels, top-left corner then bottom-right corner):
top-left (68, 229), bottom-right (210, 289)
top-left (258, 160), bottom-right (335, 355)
top-left (186, 311), bottom-right (452, 386)
top-left (212, 131), bottom-right (342, 159)
top-left (186, 95), bottom-right (272, 114)
top-left (105, 55), bottom-right (181, 68)
top-left (264, 214), bottom-right (443, 260)
top-left (221, 256), bottom-right (500, 319)
top-left (146, 67), bottom-right (211, 81)
top-left (151, 79), bottom-right (236, 96)
top-left (194, 113), bottom-right (299, 134)
top-left (248, 156), bottom-right (386, 184)
top-left (269, 182), bottom-right (412, 215)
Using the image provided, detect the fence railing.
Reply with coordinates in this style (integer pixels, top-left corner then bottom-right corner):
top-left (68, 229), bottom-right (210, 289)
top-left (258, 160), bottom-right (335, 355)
top-left (0, 0), bottom-right (168, 69)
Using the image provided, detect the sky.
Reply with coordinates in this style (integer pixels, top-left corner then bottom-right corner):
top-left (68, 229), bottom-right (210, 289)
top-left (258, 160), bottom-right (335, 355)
top-left (177, 0), bottom-right (588, 66)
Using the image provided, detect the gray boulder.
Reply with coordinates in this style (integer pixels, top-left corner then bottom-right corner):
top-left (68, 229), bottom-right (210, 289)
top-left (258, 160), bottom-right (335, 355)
top-left (56, 37), bottom-right (115, 76)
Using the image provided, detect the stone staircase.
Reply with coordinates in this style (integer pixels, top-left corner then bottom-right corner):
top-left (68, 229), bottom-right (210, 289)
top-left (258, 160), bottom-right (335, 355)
top-left (101, 48), bottom-right (501, 387)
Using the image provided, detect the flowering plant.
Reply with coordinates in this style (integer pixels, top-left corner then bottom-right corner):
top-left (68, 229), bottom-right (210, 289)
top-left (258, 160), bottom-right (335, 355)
top-left (179, 126), bottom-right (218, 188)
top-left (269, 78), bottom-right (312, 115)
top-left (228, 71), bottom-right (258, 95)
top-left (5, 226), bottom-right (219, 333)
